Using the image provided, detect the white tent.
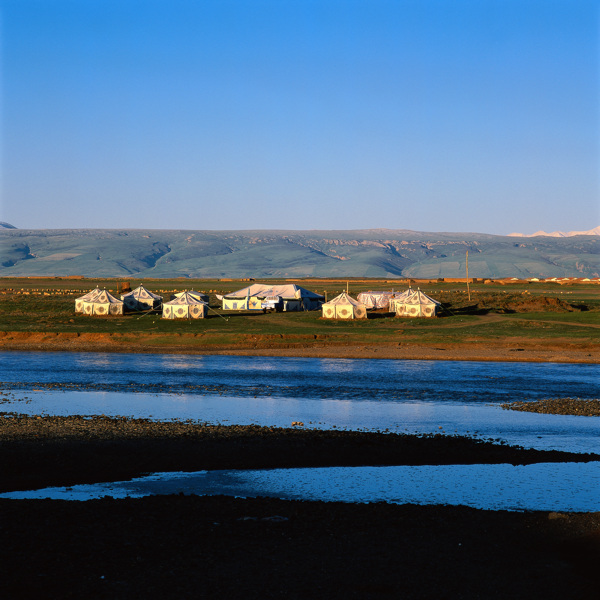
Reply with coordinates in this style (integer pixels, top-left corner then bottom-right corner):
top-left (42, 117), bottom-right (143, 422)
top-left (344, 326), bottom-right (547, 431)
top-left (121, 285), bottom-right (163, 311)
top-left (75, 287), bottom-right (102, 313)
top-left (222, 283), bottom-right (324, 312)
top-left (392, 289), bottom-right (440, 318)
top-left (321, 292), bottom-right (367, 319)
top-left (388, 288), bottom-right (414, 313)
top-left (81, 289), bottom-right (124, 316)
top-left (162, 291), bottom-right (208, 319)
top-left (357, 290), bottom-right (395, 309)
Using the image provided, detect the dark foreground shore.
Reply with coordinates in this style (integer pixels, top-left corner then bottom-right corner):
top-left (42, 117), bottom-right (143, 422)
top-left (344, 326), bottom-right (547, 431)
top-left (1, 416), bottom-right (600, 598)
top-left (2, 495), bottom-right (600, 600)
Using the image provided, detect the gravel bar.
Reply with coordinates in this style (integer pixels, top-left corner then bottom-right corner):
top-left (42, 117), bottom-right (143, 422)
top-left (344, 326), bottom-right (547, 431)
top-left (502, 398), bottom-right (600, 416)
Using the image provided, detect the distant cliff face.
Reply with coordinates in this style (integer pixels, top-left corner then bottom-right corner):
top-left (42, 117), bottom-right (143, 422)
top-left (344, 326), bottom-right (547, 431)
top-left (0, 222), bottom-right (17, 229)
top-left (0, 228), bottom-right (598, 279)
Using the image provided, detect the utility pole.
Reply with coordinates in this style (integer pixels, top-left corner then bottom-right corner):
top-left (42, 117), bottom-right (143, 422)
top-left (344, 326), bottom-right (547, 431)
top-left (466, 251), bottom-right (471, 301)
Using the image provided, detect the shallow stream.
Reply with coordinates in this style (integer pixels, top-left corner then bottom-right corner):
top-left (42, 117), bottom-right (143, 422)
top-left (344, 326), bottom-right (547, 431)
top-left (2, 352), bottom-right (599, 508)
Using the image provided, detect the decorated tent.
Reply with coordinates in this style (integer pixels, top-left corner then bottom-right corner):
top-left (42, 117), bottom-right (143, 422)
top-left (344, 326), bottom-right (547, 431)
top-left (392, 289), bottom-right (440, 318)
top-left (121, 285), bottom-right (163, 311)
top-left (80, 289), bottom-right (124, 316)
top-left (357, 290), bottom-right (395, 310)
top-left (321, 292), bottom-right (367, 320)
top-left (222, 283), bottom-right (324, 312)
top-left (388, 288), bottom-right (414, 314)
top-left (75, 287), bottom-right (102, 313)
top-left (171, 290), bottom-right (209, 304)
top-left (162, 291), bottom-right (208, 319)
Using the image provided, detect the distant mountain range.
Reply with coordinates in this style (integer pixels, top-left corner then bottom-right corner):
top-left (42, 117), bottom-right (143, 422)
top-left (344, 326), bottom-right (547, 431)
top-left (508, 226), bottom-right (600, 238)
top-left (1, 227), bottom-right (599, 279)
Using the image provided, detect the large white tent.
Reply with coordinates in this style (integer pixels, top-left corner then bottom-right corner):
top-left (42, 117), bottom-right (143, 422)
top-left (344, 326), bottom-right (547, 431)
top-left (391, 289), bottom-right (440, 318)
top-left (121, 285), bottom-right (163, 312)
top-left (222, 283), bottom-right (324, 312)
top-left (162, 291), bottom-right (208, 319)
top-left (80, 289), bottom-right (124, 316)
top-left (357, 290), bottom-right (395, 309)
top-left (75, 287), bottom-right (102, 313)
top-left (321, 292), bottom-right (367, 319)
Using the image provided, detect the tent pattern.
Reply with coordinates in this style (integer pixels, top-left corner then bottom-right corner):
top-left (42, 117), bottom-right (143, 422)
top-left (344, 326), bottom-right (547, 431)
top-left (391, 289), bottom-right (440, 318)
top-left (223, 283), bottom-right (324, 312)
top-left (121, 285), bottom-right (163, 311)
top-left (322, 292), bottom-right (367, 319)
top-left (75, 287), bottom-right (102, 313)
top-left (80, 289), bottom-right (124, 316)
top-left (162, 291), bottom-right (208, 319)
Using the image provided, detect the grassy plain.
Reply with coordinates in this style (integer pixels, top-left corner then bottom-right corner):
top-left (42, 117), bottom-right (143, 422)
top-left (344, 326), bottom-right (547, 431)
top-left (0, 277), bottom-right (598, 360)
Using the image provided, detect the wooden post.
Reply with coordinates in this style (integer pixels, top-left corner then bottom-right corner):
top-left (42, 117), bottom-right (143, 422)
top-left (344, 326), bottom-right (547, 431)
top-left (466, 251), bottom-right (471, 301)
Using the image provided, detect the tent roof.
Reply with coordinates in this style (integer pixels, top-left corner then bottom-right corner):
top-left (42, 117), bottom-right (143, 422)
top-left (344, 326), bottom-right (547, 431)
top-left (76, 287), bottom-right (102, 302)
top-left (174, 290), bottom-right (208, 300)
top-left (401, 289), bottom-right (441, 306)
top-left (122, 285), bottom-right (162, 300)
top-left (323, 292), bottom-right (364, 307)
top-left (224, 283), bottom-right (324, 300)
top-left (90, 290), bottom-right (123, 304)
top-left (391, 287), bottom-right (415, 301)
top-left (358, 290), bottom-right (394, 296)
top-left (164, 291), bottom-right (208, 306)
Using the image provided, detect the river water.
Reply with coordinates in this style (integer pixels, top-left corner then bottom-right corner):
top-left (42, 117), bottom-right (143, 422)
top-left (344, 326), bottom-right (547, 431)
top-left (1, 351), bottom-right (599, 509)
top-left (1, 352), bottom-right (598, 452)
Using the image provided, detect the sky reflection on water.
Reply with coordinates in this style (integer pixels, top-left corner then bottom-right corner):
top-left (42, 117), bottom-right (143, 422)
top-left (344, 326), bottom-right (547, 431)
top-left (1, 352), bottom-right (599, 454)
top-left (3, 463), bottom-right (599, 512)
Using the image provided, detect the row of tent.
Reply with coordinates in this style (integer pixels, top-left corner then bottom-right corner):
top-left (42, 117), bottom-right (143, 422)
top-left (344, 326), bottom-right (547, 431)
top-left (74, 284), bottom-right (440, 320)
top-left (75, 286), bottom-right (211, 319)
top-left (322, 289), bottom-right (441, 319)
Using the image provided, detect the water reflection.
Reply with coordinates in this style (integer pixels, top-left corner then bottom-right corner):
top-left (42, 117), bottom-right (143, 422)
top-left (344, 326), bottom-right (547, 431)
top-left (2, 352), bottom-right (598, 405)
top-left (3, 463), bottom-right (599, 512)
top-left (160, 355), bottom-right (206, 370)
top-left (1, 352), bottom-right (599, 454)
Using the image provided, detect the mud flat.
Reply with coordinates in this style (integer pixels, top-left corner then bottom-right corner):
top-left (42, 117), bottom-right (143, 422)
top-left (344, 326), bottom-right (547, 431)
top-left (1, 416), bottom-right (600, 599)
top-left (2, 495), bottom-right (600, 600)
top-left (2, 416), bottom-right (598, 493)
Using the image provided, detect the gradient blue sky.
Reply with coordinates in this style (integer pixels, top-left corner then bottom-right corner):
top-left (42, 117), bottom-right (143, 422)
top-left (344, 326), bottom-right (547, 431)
top-left (1, 0), bottom-right (598, 234)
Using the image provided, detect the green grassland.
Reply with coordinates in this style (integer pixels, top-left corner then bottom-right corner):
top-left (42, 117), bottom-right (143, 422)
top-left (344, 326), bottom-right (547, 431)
top-left (0, 277), bottom-right (598, 351)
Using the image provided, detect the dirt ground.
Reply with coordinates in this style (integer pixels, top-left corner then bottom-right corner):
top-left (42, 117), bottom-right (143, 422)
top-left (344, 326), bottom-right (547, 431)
top-left (0, 330), bottom-right (598, 363)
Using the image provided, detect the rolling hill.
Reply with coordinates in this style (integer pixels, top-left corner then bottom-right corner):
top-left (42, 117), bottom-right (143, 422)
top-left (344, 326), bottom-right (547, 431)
top-left (0, 228), bottom-right (599, 279)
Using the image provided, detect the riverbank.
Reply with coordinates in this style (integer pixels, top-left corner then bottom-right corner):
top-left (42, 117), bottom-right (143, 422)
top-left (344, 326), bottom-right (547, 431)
top-left (3, 416), bottom-right (598, 493)
top-left (2, 495), bottom-right (599, 599)
top-left (1, 417), bottom-right (600, 599)
top-left (0, 331), bottom-right (598, 363)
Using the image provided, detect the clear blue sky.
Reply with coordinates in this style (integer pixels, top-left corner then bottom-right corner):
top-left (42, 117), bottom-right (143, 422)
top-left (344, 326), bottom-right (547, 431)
top-left (1, 0), bottom-right (598, 234)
